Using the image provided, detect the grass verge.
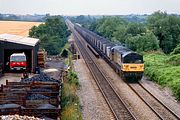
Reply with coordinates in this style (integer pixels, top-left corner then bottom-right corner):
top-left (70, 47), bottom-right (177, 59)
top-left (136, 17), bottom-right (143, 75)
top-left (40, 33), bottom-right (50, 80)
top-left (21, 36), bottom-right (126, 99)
top-left (144, 52), bottom-right (180, 100)
top-left (61, 43), bottom-right (82, 120)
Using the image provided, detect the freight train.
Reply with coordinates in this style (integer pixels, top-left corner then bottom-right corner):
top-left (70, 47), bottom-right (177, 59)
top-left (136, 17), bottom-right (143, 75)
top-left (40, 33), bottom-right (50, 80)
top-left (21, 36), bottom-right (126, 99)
top-left (74, 24), bottom-right (144, 82)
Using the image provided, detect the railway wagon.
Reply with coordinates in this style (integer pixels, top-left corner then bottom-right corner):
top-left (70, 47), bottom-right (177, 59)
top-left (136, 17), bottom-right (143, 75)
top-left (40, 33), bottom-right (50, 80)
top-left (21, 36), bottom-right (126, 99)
top-left (103, 42), bottom-right (115, 57)
top-left (74, 23), bottom-right (144, 82)
top-left (99, 39), bottom-right (108, 51)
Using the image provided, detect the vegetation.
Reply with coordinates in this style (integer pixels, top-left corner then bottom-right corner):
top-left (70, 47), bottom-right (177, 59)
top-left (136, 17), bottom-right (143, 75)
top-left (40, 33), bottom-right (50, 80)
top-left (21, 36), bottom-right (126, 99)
top-left (166, 54), bottom-right (180, 66)
top-left (144, 53), bottom-right (180, 100)
top-left (29, 16), bottom-right (70, 55)
top-left (170, 44), bottom-right (180, 55)
top-left (61, 44), bottom-right (82, 120)
top-left (147, 11), bottom-right (180, 53)
top-left (61, 70), bottom-right (82, 120)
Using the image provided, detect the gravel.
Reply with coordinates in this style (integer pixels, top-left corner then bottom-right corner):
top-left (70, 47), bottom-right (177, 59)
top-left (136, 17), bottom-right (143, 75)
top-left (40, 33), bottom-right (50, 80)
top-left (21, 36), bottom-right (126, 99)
top-left (0, 115), bottom-right (43, 120)
top-left (74, 59), bottom-right (115, 120)
top-left (97, 59), bottom-right (160, 120)
top-left (140, 77), bottom-right (180, 117)
top-left (27, 94), bottom-right (49, 100)
top-left (21, 72), bottom-right (59, 83)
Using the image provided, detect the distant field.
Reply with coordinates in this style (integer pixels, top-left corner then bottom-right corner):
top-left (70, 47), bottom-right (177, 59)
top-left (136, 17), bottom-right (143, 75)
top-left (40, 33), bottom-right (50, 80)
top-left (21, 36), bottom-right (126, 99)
top-left (0, 21), bottom-right (42, 37)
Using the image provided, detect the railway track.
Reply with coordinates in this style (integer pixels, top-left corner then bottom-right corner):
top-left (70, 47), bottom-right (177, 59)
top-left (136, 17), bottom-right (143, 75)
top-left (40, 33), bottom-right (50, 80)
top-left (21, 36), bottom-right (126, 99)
top-left (128, 82), bottom-right (180, 120)
top-left (71, 28), bottom-right (136, 120)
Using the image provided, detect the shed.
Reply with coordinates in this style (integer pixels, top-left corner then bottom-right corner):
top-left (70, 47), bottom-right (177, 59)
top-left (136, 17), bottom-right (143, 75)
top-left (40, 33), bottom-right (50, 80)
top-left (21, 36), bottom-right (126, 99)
top-left (0, 34), bottom-right (39, 73)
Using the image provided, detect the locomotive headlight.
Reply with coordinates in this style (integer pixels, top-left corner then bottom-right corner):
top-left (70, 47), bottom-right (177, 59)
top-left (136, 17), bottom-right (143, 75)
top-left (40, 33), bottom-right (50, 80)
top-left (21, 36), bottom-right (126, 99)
top-left (140, 65), bottom-right (144, 69)
top-left (123, 65), bottom-right (129, 69)
top-left (124, 65), bottom-right (129, 67)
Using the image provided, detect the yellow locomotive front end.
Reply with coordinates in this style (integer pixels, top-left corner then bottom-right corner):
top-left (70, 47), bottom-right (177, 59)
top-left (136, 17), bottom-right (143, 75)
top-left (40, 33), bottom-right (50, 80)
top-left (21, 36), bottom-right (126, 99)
top-left (121, 52), bottom-right (144, 82)
top-left (111, 46), bottom-right (144, 82)
top-left (121, 63), bottom-right (144, 72)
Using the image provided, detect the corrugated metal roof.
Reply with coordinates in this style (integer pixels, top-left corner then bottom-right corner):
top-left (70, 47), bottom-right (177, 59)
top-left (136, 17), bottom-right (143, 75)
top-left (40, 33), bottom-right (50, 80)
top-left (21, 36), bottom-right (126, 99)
top-left (0, 34), bottom-right (39, 46)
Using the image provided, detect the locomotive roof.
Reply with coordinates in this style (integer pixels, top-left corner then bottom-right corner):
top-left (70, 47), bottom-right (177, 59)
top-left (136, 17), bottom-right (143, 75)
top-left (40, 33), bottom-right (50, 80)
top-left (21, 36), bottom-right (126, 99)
top-left (112, 45), bottom-right (142, 58)
top-left (106, 42), bottom-right (115, 47)
top-left (112, 45), bottom-right (133, 54)
top-left (122, 51), bottom-right (142, 58)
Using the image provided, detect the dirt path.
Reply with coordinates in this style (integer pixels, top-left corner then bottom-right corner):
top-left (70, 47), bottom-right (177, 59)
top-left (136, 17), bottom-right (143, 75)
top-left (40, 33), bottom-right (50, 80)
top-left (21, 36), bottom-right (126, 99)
top-left (0, 73), bottom-right (34, 85)
top-left (43, 59), bottom-right (65, 80)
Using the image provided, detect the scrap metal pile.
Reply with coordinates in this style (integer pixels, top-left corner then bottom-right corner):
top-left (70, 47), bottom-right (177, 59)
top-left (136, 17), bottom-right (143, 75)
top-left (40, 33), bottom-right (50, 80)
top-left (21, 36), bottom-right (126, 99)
top-left (22, 72), bottom-right (59, 83)
top-left (0, 72), bottom-right (61, 119)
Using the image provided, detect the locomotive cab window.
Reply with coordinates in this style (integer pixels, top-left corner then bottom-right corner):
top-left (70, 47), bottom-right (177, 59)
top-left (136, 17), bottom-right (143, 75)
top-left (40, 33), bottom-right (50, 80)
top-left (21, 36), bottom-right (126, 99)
top-left (123, 53), bottom-right (143, 63)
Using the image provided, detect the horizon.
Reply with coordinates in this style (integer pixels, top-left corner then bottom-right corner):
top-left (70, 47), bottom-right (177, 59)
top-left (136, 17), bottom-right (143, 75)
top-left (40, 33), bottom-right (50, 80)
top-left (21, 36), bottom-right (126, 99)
top-left (1, 12), bottom-right (180, 16)
top-left (0, 0), bottom-right (180, 15)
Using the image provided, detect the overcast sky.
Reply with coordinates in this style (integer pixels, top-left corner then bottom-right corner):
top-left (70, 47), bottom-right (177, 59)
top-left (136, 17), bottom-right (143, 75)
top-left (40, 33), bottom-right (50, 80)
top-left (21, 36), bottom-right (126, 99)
top-left (0, 0), bottom-right (180, 15)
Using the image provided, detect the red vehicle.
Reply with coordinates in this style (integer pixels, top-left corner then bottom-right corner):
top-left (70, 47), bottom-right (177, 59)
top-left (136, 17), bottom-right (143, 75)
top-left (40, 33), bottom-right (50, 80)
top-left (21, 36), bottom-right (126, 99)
top-left (10, 53), bottom-right (27, 70)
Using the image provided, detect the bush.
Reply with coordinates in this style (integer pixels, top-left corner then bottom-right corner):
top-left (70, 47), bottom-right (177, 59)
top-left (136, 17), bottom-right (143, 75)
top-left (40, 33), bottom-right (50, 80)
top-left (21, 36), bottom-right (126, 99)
top-left (67, 70), bottom-right (80, 87)
top-left (166, 54), bottom-right (180, 66)
top-left (144, 53), bottom-right (180, 100)
top-left (171, 44), bottom-right (180, 55)
top-left (61, 69), bottom-right (82, 120)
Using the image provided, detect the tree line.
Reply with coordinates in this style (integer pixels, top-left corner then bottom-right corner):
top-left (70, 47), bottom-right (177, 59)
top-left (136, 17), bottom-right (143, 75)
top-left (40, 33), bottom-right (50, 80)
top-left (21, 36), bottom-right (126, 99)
top-left (88, 11), bottom-right (180, 54)
top-left (29, 16), bottom-right (69, 55)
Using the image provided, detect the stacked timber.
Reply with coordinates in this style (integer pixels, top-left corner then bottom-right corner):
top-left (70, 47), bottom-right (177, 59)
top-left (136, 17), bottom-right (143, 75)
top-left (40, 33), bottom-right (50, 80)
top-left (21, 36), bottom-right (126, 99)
top-left (38, 49), bottom-right (47, 68)
top-left (0, 73), bottom-right (61, 119)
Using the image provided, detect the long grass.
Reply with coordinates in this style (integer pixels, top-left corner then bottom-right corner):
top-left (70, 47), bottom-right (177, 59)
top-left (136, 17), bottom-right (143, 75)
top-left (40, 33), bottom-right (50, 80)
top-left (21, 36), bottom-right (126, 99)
top-left (61, 43), bottom-right (82, 120)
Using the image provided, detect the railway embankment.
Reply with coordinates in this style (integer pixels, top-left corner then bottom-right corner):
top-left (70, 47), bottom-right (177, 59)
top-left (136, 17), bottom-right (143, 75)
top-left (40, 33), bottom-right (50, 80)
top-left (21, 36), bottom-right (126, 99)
top-left (144, 52), bottom-right (180, 101)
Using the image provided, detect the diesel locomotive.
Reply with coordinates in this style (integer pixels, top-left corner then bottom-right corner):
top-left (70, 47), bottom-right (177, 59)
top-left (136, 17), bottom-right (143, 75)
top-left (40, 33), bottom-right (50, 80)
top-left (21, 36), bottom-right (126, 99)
top-left (74, 23), bottom-right (144, 82)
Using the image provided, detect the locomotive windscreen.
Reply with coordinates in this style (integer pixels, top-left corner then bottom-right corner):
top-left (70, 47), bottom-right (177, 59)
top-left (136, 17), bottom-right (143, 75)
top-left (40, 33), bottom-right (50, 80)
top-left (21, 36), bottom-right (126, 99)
top-left (123, 53), bottom-right (143, 63)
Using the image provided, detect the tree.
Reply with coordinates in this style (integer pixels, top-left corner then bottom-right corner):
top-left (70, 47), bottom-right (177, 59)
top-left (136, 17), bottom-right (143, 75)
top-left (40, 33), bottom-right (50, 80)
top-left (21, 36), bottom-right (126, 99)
top-left (148, 11), bottom-right (180, 53)
top-left (125, 32), bottom-right (159, 52)
top-left (136, 32), bottom-right (159, 52)
top-left (29, 16), bottom-right (69, 55)
top-left (96, 17), bottom-right (127, 39)
top-left (112, 25), bottom-right (127, 43)
top-left (126, 22), bottom-right (146, 36)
